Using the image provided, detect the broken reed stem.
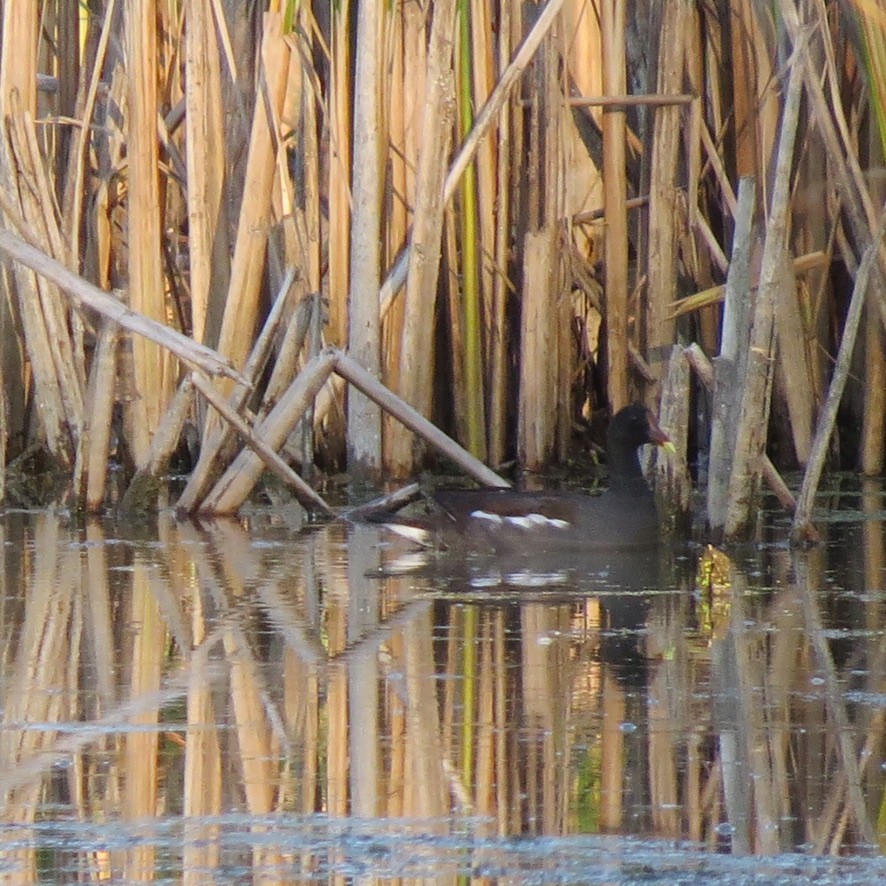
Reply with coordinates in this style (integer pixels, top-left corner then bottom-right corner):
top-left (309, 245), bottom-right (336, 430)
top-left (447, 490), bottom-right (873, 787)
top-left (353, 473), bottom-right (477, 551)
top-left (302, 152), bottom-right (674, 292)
top-left (340, 482), bottom-right (422, 522)
top-left (176, 268), bottom-right (298, 512)
top-left (334, 350), bottom-right (510, 489)
top-left (190, 371), bottom-right (334, 516)
top-left (194, 347), bottom-right (509, 516)
top-left (0, 227), bottom-right (244, 383)
top-left (194, 348), bottom-right (339, 514)
top-left (707, 176), bottom-right (756, 532)
top-left (724, 55), bottom-right (804, 541)
top-left (683, 343), bottom-right (796, 515)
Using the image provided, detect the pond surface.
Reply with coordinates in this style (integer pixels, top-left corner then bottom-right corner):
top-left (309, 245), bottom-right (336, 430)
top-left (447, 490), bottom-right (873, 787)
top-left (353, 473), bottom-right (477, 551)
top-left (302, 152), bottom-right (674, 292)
top-left (0, 476), bottom-right (885, 883)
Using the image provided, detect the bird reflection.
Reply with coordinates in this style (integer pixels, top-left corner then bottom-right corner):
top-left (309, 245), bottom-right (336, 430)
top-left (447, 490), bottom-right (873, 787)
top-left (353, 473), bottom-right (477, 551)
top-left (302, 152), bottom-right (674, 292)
top-left (379, 532), bottom-right (685, 690)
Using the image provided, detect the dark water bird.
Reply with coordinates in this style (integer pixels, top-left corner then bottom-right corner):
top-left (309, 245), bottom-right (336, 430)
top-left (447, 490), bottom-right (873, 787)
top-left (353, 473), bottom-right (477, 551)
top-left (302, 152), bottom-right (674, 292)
top-left (383, 404), bottom-right (674, 553)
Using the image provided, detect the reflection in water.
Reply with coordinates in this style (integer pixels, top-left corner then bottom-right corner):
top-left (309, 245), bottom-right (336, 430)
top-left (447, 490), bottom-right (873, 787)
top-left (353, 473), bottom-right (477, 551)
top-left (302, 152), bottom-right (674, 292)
top-left (0, 480), bottom-right (883, 881)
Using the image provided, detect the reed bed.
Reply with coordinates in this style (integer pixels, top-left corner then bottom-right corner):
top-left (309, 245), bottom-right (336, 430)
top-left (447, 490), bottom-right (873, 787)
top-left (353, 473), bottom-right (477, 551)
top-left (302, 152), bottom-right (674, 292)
top-left (0, 1), bottom-right (884, 541)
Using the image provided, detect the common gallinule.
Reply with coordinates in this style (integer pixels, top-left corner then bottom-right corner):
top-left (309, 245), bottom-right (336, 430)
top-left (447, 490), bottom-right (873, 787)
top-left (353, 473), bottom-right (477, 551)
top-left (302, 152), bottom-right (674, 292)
top-left (381, 404), bottom-right (674, 552)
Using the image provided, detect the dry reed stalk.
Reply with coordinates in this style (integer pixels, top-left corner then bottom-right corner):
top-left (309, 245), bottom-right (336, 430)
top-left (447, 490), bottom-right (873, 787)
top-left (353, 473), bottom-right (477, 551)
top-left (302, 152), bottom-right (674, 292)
top-left (0, 2), bottom-right (37, 114)
top-left (779, 0), bottom-right (886, 327)
top-left (670, 251), bottom-right (829, 318)
top-left (194, 348), bottom-right (337, 513)
top-left (859, 12), bottom-right (886, 473)
top-left (125, 0), bottom-right (174, 468)
top-left (791, 215), bottom-right (886, 543)
top-left (488, 0), bottom-right (516, 468)
top-left (2, 254), bottom-right (71, 455)
top-left (0, 0), bottom-right (37, 456)
top-left (347, 0), bottom-right (385, 473)
top-left (210, 11), bottom-right (290, 387)
top-left (644, 1), bottom-right (689, 397)
top-left (549, 50), bottom-right (572, 464)
top-left (335, 350), bottom-right (510, 487)
top-left (685, 342), bottom-right (796, 514)
top-left (518, 227), bottom-right (559, 468)
top-left (378, 0), bottom-right (569, 314)
top-left (600, 0), bottom-right (629, 411)
top-left (60, 0), bottom-right (114, 262)
top-left (471, 0), bottom-right (498, 380)
top-left (296, 8), bottom-right (323, 301)
top-left (50, 0), bottom-right (80, 179)
top-left (707, 177), bottom-right (756, 531)
top-left (724, 58), bottom-right (803, 541)
top-left (0, 226), bottom-right (243, 380)
top-left (77, 322), bottom-right (119, 510)
top-left (276, 18), bottom-right (323, 382)
top-left (387, 0), bottom-right (457, 476)
top-left (728, 0), bottom-right (766, 179)
top-left (655, 347), bottom-right (691, 512)
top-left (185, 0), bottom-right (230, 346)
top-left (380, 7), bottom-right (407, 394)
top-left (773, 255), bottom-right (814, 464)
top-left (2, 115), bottom-right (79, 463)
top-left (191, 369), bottom-right (334, 515)
top-left (176, 268), bottom-right (297, 511)
top-left (444, 205), bottom-right (470, 444)
top-left (125, 377), bottom-right (194, 489)
top-left (342, 0), bottom-right (565, 465)
top-left (258, 291), bottom-right (318, 416)
top-left (14, 109), bottom-right (87, 394)
top-left (530, 27), bottom-right (570, 464)
top-left (327, 2), bottom-right (352, 349)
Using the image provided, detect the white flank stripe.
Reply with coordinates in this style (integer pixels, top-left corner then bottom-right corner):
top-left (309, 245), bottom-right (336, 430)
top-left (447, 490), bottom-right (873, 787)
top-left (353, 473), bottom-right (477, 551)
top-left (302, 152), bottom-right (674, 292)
top-left (470, 510), bottom-right (504, 525)
top-left (504, 515), bottom-right (534, 529)
top-left (503, 513), bottom-right (570, 530)
top-left (383, 523), bottom-right (432, 547)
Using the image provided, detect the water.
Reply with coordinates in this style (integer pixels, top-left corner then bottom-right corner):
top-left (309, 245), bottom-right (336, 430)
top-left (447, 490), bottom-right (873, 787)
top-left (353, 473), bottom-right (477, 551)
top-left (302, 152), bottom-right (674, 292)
top-left (0, 475), bottom-right (884, 883)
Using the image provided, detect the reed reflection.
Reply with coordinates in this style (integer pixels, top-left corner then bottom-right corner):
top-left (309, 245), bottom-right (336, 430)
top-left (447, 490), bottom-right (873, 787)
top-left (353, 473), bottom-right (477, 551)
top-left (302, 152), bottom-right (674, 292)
top-left (0, 505), bottom-right (881, 881)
